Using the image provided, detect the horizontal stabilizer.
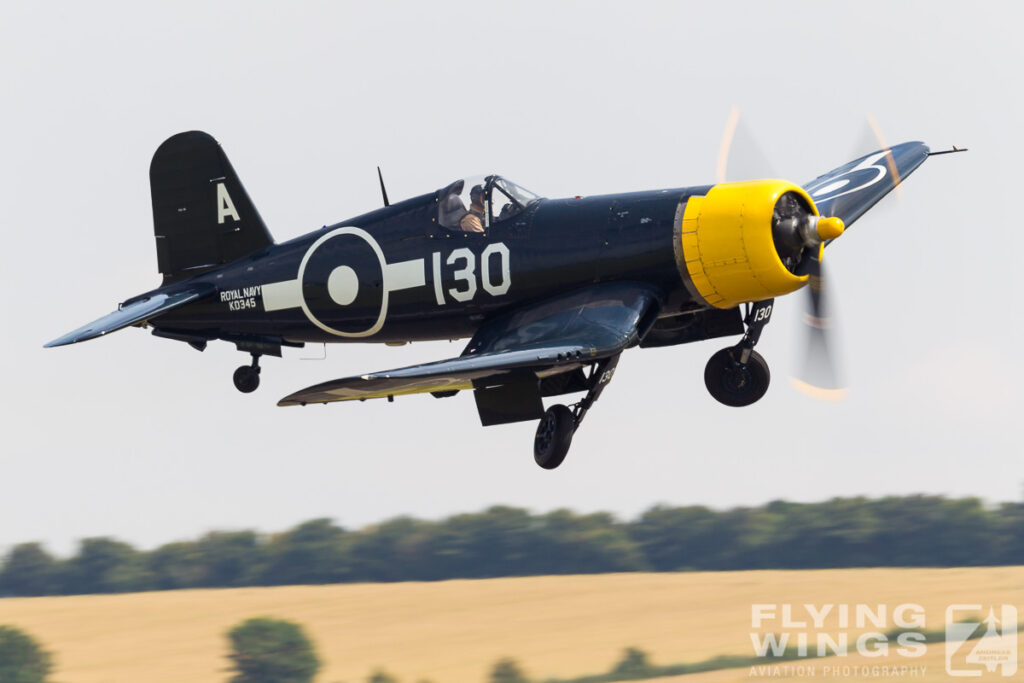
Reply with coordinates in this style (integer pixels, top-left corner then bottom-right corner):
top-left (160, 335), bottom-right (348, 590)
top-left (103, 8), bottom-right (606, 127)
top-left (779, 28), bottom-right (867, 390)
top-left (804, 141), bottom-right (930, 228)
top-left (278, 283), bottom-right (659, 406)
top-left (44, 283), bottom-right (215, 348)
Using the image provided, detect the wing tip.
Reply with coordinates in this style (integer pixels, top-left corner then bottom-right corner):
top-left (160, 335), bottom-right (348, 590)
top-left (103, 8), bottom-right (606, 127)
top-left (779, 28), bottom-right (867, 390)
top-left (277, 391), bottom-right (308, 407)
top-left (43, 334), bottom-right (82, 348)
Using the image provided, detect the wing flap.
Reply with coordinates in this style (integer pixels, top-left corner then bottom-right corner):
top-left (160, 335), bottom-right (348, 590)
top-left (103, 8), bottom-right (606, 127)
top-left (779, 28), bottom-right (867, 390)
top-left (278, 283), bottom-right (659, 406)
top-left (44, 283), bottom-right (216, 348)
top-left (804, 141), bottom-right (930, 228)
top-left (278, 344), bottom-right (590, 406)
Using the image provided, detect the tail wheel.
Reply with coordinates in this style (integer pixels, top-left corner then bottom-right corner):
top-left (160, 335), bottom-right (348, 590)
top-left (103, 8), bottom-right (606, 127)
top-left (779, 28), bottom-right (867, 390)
top-left (533, 404), bottom-right (575, 470)
top-left (704, 348), bottom-right (770, 407)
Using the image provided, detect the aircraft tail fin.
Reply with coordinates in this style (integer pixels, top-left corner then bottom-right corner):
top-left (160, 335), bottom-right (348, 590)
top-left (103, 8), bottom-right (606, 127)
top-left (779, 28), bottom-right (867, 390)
top-left (150, 131), bottom-right (274, 285)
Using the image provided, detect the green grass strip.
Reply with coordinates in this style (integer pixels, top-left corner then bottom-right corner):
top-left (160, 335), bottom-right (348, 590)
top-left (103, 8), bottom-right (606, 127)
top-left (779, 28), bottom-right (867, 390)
top-left (542, 621), bottom-right (1017, 683)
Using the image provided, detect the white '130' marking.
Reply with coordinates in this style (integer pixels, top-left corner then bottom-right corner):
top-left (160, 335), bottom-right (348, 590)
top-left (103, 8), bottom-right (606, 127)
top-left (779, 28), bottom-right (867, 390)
top-left (433, 242), bottom-right (511, 305)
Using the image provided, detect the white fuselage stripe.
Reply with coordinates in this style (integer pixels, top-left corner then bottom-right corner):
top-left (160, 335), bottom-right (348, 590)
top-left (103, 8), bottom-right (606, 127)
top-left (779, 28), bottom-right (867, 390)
top-left (384, 259), bottom-right (426, 292)
top-left (262, 279), bottom-right (302, 312)
top-left (261, 258), bottom-right (424, 314)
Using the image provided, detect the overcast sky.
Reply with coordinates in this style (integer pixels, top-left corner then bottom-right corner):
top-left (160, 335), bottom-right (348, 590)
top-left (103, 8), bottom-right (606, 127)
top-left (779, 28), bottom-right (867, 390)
top-left (2, 2), bottom-right (1020, 555)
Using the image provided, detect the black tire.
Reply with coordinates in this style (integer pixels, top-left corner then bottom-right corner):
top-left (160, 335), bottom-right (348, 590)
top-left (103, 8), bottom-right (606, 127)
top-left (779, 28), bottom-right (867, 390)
top-left (233, 365), bottom-right (260, 393)
top-left (533, 404), bottom-right (575, 470)
top-left (704, 348), bottom-right (770, 407)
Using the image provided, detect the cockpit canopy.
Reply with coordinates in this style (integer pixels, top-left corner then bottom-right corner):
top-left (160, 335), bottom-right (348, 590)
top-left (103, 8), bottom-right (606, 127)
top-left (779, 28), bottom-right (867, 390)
top-left (437, 175), bottom-right (540, 232)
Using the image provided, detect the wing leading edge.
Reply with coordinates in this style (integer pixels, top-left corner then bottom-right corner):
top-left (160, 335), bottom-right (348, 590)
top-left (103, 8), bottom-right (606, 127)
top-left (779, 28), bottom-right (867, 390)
top-left (278, 282), bottom-right (660, 406)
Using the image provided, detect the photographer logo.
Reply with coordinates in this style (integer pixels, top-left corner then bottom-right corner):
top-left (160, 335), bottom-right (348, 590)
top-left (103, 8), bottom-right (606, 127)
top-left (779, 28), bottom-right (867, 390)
top-left (945, 605), bottom-right (1017, 677)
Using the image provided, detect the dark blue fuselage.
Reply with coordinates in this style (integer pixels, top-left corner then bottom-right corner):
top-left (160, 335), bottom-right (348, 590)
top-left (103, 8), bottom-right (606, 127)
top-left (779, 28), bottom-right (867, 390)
top-left (151, 186), bottom-right (710, 346)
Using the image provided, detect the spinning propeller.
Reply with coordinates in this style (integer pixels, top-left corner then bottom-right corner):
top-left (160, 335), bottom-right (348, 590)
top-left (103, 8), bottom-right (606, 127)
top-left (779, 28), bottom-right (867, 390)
top-left (773, 196), bottom-right (847, 400)
top-left (715, 107), bottom-right (889, 401)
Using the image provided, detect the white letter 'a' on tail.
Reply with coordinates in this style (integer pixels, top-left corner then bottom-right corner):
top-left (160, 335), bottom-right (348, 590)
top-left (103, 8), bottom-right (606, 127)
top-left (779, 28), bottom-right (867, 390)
top-left (217, 183), bottom-right (240, 223)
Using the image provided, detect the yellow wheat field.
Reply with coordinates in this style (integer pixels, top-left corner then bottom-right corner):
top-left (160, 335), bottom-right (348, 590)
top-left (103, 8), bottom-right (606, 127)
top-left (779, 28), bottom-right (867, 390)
top-left (1, 568), bottom-right (1023, 683)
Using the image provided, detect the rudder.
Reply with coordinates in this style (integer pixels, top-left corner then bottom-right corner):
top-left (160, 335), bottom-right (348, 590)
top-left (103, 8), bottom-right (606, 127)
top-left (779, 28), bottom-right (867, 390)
top-left (150, 131), bottom-right (274, 284)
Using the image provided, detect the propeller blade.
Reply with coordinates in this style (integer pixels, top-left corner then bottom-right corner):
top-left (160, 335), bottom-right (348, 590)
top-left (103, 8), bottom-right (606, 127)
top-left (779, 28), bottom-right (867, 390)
top-left (716, 106), bottom-right (777, 183)
top-left (833, 114), bottom-right (903, 224)
top-left (791, 257), bottom-right (847, 401)
top-left (863, 113), bottom-right (903, 202)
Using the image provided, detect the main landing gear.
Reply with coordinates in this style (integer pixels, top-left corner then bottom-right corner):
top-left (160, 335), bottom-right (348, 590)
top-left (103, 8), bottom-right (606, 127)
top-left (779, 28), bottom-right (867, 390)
top-left (233, 353), bottom-right (262, 393)
top-left (704, 299), bottom-right (774, 407)
top-left (533, 405), bottom-right (575, 469)
top-left (229, 340), bottom-right (293, 393)
top-left (533, 356), bottom-right (619, 470)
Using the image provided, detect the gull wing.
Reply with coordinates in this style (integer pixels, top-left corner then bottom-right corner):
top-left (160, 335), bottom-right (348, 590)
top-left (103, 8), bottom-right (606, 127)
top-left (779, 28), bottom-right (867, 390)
top-left (804, 141), bottom-right (930, 228)
top-left (278, 282), bottom-right (660, 406)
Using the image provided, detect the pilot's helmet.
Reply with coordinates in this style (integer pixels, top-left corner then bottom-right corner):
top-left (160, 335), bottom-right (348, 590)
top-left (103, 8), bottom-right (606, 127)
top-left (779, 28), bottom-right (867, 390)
top-left (470, 184), bottom-right (484, 203)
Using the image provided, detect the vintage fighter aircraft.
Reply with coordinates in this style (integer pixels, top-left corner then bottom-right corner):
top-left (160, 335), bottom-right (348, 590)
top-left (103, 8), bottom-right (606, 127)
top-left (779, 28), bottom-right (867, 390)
top-left (46, 131), bottom-right (956, 468)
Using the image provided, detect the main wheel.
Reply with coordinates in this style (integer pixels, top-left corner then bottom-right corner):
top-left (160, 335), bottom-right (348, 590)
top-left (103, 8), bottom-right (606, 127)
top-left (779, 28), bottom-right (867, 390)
top-left (233, 365), bottom-right (260, 393)
top-left (533, 404), bottom-right (575, 470)
top-left (704, 348), bottom-right (770, 407)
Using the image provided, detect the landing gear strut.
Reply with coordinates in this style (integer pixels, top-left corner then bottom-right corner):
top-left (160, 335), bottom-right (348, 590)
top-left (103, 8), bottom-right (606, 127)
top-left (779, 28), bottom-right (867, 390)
top-left (705, 299), bottom-right (773, 407)
top-left (533, 355), bottom-right (619, 469)
top-left (233, 353), bottom-right (261, 393)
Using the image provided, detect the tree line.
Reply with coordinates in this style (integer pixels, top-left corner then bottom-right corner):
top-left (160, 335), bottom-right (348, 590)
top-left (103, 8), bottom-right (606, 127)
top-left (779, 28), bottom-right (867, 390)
top-left (2, 495), bottom-right (1022, 597)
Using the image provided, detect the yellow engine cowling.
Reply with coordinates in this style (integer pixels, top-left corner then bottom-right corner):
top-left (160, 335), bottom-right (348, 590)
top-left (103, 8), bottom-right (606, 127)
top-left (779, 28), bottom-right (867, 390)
top-left (679, 180), bottom-right (822, 310)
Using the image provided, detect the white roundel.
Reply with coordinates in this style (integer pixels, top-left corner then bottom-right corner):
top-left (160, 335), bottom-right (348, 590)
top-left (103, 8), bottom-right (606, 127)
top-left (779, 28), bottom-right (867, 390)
top-left (807, 150), bottom-right (890, 203)
top-left (327, 265), bottom-right (359, 306)
top-left (297, 226), bottom-right (389, 338)
top-left (811, 179), bottom-right (850, 197)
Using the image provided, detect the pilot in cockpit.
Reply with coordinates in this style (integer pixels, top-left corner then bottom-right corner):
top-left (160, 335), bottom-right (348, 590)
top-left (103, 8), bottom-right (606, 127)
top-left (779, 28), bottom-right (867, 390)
top-left (459, 184), bottom-right (486, 233)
